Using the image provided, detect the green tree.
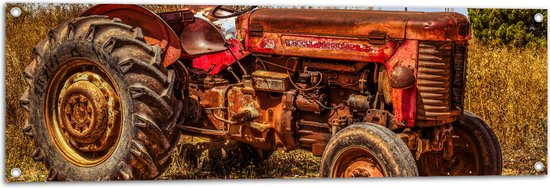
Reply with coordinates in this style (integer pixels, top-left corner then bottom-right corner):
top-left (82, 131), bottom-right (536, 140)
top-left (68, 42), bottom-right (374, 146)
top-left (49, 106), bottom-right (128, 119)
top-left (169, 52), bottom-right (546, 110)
top-left (469, 9), bottom-right (547, 47)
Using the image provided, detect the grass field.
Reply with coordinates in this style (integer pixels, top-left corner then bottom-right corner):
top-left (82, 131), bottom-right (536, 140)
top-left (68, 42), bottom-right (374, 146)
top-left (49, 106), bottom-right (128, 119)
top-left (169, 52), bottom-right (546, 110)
top-left (4, 3), bottom-right (547, 181)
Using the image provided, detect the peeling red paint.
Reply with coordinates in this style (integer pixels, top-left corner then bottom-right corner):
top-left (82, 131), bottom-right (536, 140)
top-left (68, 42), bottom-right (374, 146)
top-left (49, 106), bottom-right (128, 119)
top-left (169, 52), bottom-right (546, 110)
top-left (248, 34), bottom-right (395, 62)
top-left (192, 38), bottom-right (250, 75)
top-left (386, 40), bottom-right (418, 127)
top-left (283, 39), bottom-right (377, 53)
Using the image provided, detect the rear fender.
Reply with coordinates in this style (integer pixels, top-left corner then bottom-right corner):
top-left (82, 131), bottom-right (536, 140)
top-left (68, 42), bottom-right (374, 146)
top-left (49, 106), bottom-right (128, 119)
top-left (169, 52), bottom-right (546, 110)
top-left (82, 4), bottom-right (182, 67)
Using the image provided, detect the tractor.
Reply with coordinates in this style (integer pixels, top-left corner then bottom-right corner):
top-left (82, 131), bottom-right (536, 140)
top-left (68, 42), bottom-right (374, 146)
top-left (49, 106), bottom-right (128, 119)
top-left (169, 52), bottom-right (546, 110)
top-left (20, 4), bottom-right (502, 180)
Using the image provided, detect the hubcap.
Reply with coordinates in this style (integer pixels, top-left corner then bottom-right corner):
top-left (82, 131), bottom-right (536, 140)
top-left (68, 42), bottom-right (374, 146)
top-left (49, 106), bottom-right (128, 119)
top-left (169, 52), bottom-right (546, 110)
top-left (332, 147), bottom-right (385, 178)
top-left (45, 58), bottom-right (122, 167)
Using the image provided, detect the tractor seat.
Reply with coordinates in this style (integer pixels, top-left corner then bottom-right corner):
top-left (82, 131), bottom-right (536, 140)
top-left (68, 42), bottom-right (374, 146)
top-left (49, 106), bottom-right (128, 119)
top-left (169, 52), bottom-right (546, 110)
top-left (180, 18), bottom-right (227, 56)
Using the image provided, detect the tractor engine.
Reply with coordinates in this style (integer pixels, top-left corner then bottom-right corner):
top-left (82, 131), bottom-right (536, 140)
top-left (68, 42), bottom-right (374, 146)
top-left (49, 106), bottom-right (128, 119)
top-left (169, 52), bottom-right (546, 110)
top-left (182, 56), bottom-right (381, 155)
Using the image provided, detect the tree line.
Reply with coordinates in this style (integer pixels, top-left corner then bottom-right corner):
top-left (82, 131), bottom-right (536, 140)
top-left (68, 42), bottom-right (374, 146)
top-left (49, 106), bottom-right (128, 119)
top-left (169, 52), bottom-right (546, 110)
top-left (468, 9), bottom-right (547, 47)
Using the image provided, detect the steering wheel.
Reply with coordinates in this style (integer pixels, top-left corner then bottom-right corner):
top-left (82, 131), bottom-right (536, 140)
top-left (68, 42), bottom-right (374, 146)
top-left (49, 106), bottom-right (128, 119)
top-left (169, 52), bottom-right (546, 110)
top-left (211, 5), bottom-right (257, 18)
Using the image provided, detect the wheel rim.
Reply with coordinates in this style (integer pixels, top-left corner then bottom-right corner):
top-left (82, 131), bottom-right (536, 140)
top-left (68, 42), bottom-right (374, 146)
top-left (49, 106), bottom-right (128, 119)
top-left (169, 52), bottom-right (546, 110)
top-left (45, 58), bottom-right (122, 167)
top-left (420, 129), bottom-right (479, 176)
top-left (332, 146), bottom-right (385, 178)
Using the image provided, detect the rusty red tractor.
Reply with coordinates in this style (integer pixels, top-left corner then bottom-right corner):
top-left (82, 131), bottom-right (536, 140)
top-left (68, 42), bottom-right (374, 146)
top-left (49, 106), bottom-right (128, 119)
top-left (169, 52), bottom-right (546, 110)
top-left (20, 4), bottom-right (502, 180)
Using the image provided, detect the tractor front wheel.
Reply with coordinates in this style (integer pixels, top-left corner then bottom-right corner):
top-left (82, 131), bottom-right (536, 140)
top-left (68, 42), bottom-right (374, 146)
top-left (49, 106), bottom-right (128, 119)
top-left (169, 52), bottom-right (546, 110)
top-left (320, 123), bottom-right (418, 177)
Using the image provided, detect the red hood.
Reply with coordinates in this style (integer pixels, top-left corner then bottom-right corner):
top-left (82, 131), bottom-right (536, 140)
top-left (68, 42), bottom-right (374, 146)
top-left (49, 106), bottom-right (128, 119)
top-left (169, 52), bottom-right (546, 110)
top-left (238, 8), bottom-right (470, 42)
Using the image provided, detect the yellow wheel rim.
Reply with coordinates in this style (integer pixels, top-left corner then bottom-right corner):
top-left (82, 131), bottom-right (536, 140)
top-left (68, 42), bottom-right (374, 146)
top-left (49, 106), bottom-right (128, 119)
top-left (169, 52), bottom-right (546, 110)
top-left (45, 58), bottom-right (122, 167)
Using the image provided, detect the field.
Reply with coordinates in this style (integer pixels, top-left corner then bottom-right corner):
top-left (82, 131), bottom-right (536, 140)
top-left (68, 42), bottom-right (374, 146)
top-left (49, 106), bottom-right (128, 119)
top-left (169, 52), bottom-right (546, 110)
top-left (4, 4), bottom-right (547, 181)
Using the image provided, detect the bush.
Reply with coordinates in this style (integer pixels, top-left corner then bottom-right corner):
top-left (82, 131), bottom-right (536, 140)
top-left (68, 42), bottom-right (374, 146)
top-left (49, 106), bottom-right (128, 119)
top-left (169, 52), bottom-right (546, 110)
top-left (469, 9), bottom-right (547, 47)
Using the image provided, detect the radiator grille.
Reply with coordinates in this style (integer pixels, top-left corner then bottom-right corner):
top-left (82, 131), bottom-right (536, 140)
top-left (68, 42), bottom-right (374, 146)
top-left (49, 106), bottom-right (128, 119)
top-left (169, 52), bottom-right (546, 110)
top-left (416, 42), bottom-right (453, 120)
top-left (451, 45), bottom-right (467, 111)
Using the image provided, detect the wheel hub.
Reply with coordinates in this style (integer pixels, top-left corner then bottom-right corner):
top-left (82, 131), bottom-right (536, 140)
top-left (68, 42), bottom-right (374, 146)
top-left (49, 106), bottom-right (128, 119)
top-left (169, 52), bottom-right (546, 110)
top-left (333, 147), bottom-right (385, 178)
top-left (46, 58), bottom-right (122, 167)
top-left (57, 71), bottom-right (120, 152)
top-left (345, 159), bottom-right (384, 177)
top-left (61, 81), bottom-right (108, 144)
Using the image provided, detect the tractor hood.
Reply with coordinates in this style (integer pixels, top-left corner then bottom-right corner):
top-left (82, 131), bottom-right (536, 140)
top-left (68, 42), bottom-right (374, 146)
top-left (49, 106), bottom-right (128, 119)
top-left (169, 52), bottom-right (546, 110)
top-left (240, 8), bottom-right (471, 41)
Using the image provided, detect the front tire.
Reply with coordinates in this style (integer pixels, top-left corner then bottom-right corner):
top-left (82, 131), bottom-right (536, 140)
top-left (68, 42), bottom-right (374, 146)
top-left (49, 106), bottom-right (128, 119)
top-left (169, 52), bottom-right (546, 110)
top-left (20, 16), bottom-right (182, 180)
top-left (320, 123), bottom-right (418, 177)
top-left (417, 111), bottom-right (502, 176)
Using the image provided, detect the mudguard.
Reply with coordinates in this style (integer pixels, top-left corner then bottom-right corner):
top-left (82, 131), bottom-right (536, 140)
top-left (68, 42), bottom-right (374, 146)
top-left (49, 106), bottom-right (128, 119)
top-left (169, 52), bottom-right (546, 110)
top-left (82, 4), bottom-right (182, 67)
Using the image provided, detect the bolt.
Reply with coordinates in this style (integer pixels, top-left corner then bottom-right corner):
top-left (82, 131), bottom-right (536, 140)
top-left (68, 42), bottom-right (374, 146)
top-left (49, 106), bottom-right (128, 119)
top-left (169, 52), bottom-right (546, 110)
top-left (10, 168), bottom-right (21, 178)
top-left (10, 7), bottom-right (22, 17)
top-left (534, 162), bottom-right (545, 172)
top-left (534, 13), bottom-right (544, 23)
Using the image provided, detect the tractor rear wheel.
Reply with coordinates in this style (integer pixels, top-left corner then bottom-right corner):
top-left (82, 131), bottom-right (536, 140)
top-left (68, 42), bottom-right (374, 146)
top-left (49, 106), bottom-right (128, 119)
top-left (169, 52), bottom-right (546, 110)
top-left (417, 111), bottom-right (502, 176)
top-left (20, 16), bottom-right (182, 180)
top-left (320, 123), bottom-right (418, 177)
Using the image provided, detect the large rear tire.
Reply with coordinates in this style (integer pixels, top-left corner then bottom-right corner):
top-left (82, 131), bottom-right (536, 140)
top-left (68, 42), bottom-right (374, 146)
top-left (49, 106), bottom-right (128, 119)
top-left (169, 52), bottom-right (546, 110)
top-left (20, 16), bottom-right (182, 180)
top-left (320, 123), bottom-right (418, 177)
top-left (417, 111), bottom-right (502, 176)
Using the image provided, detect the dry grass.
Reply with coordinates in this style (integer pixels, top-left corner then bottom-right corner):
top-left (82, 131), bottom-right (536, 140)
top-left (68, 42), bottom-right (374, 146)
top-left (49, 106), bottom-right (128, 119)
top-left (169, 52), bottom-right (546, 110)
top-left (4, 3), bottom-right (547, 182)
top-left (465, 40), bottom-right (547, 175)
top-left (4, 3), bottom-right (91, 182)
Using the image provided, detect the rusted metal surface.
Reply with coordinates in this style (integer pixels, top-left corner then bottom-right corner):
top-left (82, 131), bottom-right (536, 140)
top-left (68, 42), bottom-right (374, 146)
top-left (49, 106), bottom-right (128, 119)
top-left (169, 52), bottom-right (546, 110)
top-left (200, 86), bottom-right (228, 131)
top-left (82, 4), bottom-right (181, 67)
top-left (327, 106), bottom-right (352, 128)
top-left (451, 44), bottom-right (467, 111)
top-left (227, 85), bottom-right (261, 124)
top-left (61, 81), bottom-right (108, 144)
top-left (179, 17), bottom-right (227, 56)
top-left (296, 113), bottom-right (332, 156)
top-left (251, 70), bottom-right (291, 92)
top-left (157, 10), bottom-right (195, 36)
top-left (298, 129), bottom-right (331, 156)
top-left (236, 8), bottom-right (469, 62)
top-left (45, 58), bottom-right (122, 167)
top-left (385, 40), bottom-right (418, 127)
top-left (378, 67), bottom-right (393, 104)
top-left (332, 147), bottom-right (385, 177)
top-left (303, 59), bottom-right (368, 73)
top-left (416, 42), bottom-right (460, 126)
top-left (365, 109), bottom-right (389, 127)
top-left (243, 8), bottom-right (470, 41)
top-left (247, 34), bottom-right (397, 63)
top-left (398, 125), bottom-right (453, 160)
top-left (295, 93), bottom-right (325, 113)
top-left (347, 94), bottom-right (371, 111)
top-left (391, 65), bottom-right (416, 89)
